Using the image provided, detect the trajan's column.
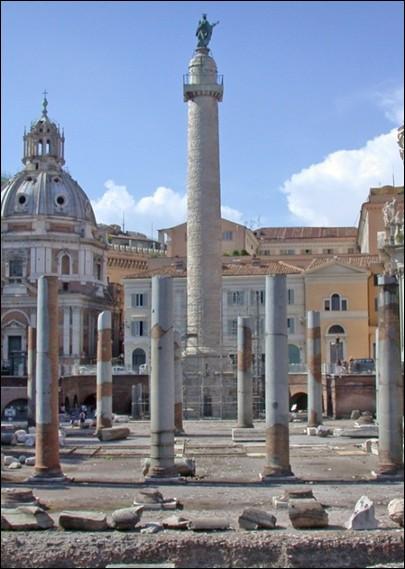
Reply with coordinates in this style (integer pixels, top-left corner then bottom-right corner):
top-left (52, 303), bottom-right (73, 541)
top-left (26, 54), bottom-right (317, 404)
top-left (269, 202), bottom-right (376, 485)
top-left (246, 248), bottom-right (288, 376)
top-left (183, 15), bottom-right (223, 417)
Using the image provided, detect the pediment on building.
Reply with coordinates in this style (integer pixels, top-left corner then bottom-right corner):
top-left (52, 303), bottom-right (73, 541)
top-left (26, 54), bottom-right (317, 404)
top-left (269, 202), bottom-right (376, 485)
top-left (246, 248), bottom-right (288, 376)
top-left (305, 260), bottom-right (368, 276)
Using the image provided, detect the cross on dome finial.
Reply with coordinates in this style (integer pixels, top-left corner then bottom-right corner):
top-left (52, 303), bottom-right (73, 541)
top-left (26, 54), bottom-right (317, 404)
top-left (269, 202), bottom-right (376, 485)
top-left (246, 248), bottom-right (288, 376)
top-left (42, 89), bottom-right (48, 117)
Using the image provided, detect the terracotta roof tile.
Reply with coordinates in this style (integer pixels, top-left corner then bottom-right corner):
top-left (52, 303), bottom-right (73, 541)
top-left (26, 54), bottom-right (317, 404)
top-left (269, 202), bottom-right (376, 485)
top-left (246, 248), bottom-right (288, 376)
top-left (255, 227), bottom-right (357, 241)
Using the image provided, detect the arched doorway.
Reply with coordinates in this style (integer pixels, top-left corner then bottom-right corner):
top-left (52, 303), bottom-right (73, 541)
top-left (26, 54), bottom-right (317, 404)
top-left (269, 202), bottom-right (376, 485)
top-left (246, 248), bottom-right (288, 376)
top-left (82, 394), bottom-right (96, 417)
top-left (3, 398), bottom-right (28, 421)
top-left (132, 348), bottom-right (146, 373)
top-left (290, 392), bottom-right (307, 412)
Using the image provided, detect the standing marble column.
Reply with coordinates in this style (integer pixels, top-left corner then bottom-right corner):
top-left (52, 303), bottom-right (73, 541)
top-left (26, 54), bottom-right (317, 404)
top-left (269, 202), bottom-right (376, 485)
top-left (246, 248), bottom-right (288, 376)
top-left (261, 275), bottom-right (293, 479)
top-left (307, 311), bottom-right (323, 427)
top-left (27, 326), bottom-right (36, 428)
top-left (131, 384), bottom-right (137, 419)
top-left (375, 328), bottom-right (380, 424)
top-left (237, 316), bottom-right (253, 428)
top-left (96, 311), bottom-right (112, 431)
top-left (147, 276), bottom-right (177, 478)
top-left (63, 307), bottom-right (70, 356)
top-left (34, 276), bottom-right (63, 479)
top-left (174, 330), bottom-right (184, 434)
top-left (184, 44), bottom-right (223, 353)
top-left (374, 275), bottom-right (403, 477)
top-left (131, 383), bottom-right (143, 419)
top-left (71, 307), bottom-right (81, 356)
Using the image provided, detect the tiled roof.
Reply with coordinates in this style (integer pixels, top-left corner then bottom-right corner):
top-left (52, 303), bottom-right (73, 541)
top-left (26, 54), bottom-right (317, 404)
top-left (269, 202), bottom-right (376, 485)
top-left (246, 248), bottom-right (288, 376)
top-left (123, 254), bottom-right (382, 280)
top-left (255, 227), bottom-right (357, 240)
top-left (123, 259), bottom-right (303, 279)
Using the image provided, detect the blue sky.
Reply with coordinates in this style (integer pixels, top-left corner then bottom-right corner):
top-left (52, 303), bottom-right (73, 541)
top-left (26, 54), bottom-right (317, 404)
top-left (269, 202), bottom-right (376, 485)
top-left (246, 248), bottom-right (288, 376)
top-left (2, 1), bottom-right (404, 236)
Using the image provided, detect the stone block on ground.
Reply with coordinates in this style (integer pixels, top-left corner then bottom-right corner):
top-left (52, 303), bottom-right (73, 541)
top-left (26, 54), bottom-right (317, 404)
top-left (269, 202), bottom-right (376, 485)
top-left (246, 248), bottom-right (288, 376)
top-left (140, 522), bottom-right (163, 534)
top-left (288, 499), bottom-right (328, 529)
top-left (2, 488), bottom-right (38, 508)
top-left (14, 430), bottom-right (27, 443)
top-left (387, 498), bottom-right (404, 527)
top-left (345, 495), bottom-right (379, 530)
top-left (238, 508), bottom-right (276, 530)
top-left (350, 410), bottom-right (361, 420)
top-left (59, 511), bottom-right (108, 531)
top-left (356, 415), bottom-right (374, 425)
top-left (135, 488), bottom-right (164, 504)
top-left (8, 462), bottom-right (22, 469)
top-left (1, 433), bottom-right (16, 445)
top-left (3, 456), bottom-right (15, 466)
top-left (24, 435), bottom-right (36, 447)
top-left (287, 489), bottom-right (315, 500)
top-left (112, 415), bottom-right (129, 423)
top-left (1, 506), bottom-right (54, 530)
top-left (188, 518), bottom-right (231, 531)
top-left (306, 427), bottom-right (317, 436)
top-left (341, 426), bottom-right (378, 438)
top-left (272, 496), bottom-right (288, 509)
top-left (316, 425), bottom-right (332, 437)
top-left (96, 427), bottom-right (130, 442)
top-left (111, 506), bottom-right (144, 530)
top-left (162, 515), bottom-right (190, 530)
top-left (24, 457), bottom-right (35, 466)
top-left (133, 498), bottom-right (181, 511)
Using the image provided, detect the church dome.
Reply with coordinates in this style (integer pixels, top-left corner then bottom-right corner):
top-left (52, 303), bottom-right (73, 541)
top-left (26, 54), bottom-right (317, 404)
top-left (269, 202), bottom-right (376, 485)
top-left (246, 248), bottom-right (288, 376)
top-left (1, 94), bottom-right (96, 225)
top-left (1, 169), bottom-right (96, 224)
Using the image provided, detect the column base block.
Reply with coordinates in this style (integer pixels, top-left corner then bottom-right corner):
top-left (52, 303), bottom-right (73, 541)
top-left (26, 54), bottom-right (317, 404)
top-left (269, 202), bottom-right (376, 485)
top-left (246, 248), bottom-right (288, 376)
top-left (25, 474), bottom-right (71, 484)
top-left (371, 469), bottom-right (404, 481)
top-left (143, 476), bottom-right (182, 484)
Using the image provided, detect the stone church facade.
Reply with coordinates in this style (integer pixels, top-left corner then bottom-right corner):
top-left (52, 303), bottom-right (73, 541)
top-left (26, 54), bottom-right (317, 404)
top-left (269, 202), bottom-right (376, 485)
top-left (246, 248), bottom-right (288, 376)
top-left (1, 96), bottom-right (117, 376)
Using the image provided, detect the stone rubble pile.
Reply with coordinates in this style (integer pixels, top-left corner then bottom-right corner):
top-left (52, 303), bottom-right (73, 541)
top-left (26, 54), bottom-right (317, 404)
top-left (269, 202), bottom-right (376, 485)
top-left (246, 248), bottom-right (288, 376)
top-left (1, 486), bottom-right (402, 534)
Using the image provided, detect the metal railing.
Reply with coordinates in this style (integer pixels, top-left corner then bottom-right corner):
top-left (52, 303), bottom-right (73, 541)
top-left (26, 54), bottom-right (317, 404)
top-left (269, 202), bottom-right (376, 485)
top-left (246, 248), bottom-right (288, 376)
top-left (183, 73), bottom-right (224, 86)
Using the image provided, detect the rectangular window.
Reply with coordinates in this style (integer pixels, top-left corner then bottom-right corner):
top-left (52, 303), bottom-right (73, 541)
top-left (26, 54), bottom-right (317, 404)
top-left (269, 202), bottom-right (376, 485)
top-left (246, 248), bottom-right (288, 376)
top-left (287, 288), bottom-right (295, 305)
top-left (132, 293), bottom-right (147, 307)
top-left (374, 297), bottom-right (378, 312)
top-left (131, 320), bottom-right (147, 337)
top-left (227, 319), bottom-right (238, 336)
top-left (287, 317), bottom-right (295, 334)
top-left (280, 249), bottom-right (295, 255)
top-left (323, 248), bottom-right (334, 254)
top-left (302, 249), bottom-right (312, 254)
top-left (227, 291), bottom-right (245, 305)
top-left (341, 299), bottom-right (348, 311)
top-left (324, 299), bottom-right (330, 311)
top-left (348, 248), bottom-right (355, 254)
top-left (223, 231), bottom-right (233, 241)
top-left (250, 290), bottom-right (265, 305)
top-left (9, 259), bottom-right (23, 277)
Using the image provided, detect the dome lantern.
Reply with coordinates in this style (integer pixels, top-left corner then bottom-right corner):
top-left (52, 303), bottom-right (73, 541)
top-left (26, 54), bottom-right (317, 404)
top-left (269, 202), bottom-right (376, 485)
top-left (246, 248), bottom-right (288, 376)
top-left (22, 91), bottom-right (65, 171)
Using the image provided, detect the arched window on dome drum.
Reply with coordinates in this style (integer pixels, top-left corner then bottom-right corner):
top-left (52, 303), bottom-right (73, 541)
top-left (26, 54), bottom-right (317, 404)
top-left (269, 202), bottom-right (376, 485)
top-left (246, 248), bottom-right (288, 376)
top-left (61, 254), bottom-right (71, 275)
top-left (46, 140), bottom-right (51, 154)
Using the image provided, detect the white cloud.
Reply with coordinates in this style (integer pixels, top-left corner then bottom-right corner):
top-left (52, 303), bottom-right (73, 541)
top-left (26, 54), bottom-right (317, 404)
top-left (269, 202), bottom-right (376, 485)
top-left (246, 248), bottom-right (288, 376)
top-left (221, 205), bottom-right (244, 223)
top-left (281, 128), bottom-right (404, 227)
top-left (91, 180), bottom-right (244, 236)
top-left (375, 86), bottom-right (404, 124)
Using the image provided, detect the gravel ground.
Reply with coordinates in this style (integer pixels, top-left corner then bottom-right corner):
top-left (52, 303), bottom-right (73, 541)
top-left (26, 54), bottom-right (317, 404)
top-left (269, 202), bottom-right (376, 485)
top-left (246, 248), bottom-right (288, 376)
top-left (1, 419), bottom-right (404, 568)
